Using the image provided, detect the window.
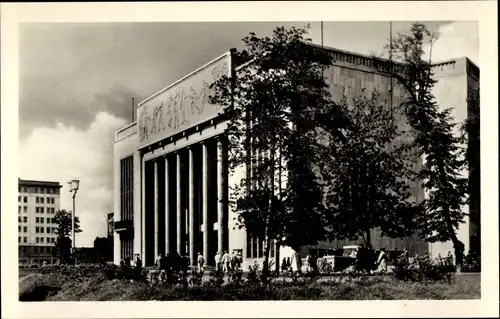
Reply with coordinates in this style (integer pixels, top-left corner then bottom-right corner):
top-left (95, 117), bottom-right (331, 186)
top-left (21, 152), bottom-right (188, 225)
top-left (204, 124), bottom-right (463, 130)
top-left (40, 237), bottom-right (44, 243)
top-left (18, 237), bottom-right (21, 243)
top-left (40, 197), bottom-right (45, 204)
top-left (23, 216), bottom-right (27, 223)
top-left (120, 156), bottom-right (134, 222)
top-left (18, 196), bottom-right (21, 202)
top-left (23, 237), bottom-right (27, 243)
top-left (36, 227), bottom-right (39, 233)
top-left (52, 198), bottom-right (55, 204)
top-left (41, 188), bottom-right (45, 194)
top-left (36, 237), bottom-right (39, 243)
top-left (36, 197), bottom-right (39, 204)
top-left (40, 227), bottom-right (44, 233)
top-left (40, 217), bottom-right (44, 223)
top-left (36, 207), bottom-right (39, 213)
top-left (23, 226), bottom-right (27, 232)
top-left (47, 237), bottom-right (50, 243)
top-left (46, 197), bottom-right (50, 204)
top-left (40, 207), bottom-right (44, 213)
top-left (46, 227), bottom-right (50, 233)
top-left (34, 246), bottom-right (39, 253)
top-left (23, 206), bottom-right (27, 213)
top-left (246, 235), bottom-right (273, 259)
top-left (18, 226), bottom-right (21, 232)
top-left (36, 217), bottom-right (39, 223)
top-left (18, 186), bottom-right (21, 192)
top-left (23, 187), bottom-right (28, 193)
top-left (23, 197), bottom-right (27, 203)
top-left (18, 216), bottom-right (21, 222)
top-left (120, 239), bottom-right (134, 261)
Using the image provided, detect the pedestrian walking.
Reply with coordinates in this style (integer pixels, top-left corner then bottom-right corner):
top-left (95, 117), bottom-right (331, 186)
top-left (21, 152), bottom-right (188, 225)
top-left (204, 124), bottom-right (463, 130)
top-left (230, 251), bottom-right (237, 270)
top-left (281, 257), bottom-right (287, 272)
top-left (377, 248), bottom-right (388, 274)
top-left (197, 252), bottom-right (205, 273)
top-left (222, 251), bottom-right (231, 272)
top-left (214, 251), bottom-right (222, 272)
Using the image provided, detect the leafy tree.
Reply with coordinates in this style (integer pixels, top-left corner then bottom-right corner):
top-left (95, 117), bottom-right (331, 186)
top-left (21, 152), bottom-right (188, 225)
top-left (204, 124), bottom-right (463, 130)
top-left (460, 88), bottom-right (480, 254)
top-left (383, 22), bottom-right (468, 266)
top-left (321, 91), bottom-right (418, 247)
top-left (53, 209), bottom-right (82, 264)
top-left (210, 25), bottom-right (336, 274)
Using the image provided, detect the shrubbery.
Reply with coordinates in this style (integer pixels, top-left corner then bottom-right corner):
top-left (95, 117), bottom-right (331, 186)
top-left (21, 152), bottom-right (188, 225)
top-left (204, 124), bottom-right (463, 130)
top-left (393, 257), bottom-right (454, 282)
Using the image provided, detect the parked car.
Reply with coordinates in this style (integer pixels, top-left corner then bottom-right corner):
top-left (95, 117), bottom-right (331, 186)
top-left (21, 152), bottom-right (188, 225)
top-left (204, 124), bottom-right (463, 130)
top-left (343, 245), bottom-right (361, 258)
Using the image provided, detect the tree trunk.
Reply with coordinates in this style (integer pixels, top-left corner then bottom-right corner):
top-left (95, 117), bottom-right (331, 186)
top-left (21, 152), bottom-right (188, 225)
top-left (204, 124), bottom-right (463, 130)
top-left (275, 240), bottom-right (281, 275)
top-left (366, 229), bottom-right (372, 249)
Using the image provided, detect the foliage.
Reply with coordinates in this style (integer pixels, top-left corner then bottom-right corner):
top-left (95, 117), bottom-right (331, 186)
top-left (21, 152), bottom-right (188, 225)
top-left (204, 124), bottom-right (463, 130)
top-left (210, 25), bottom-right (336, 272)
top-left (54, 209), bottom-right (82, 237)
top-left (20, 271), bottom-right (480, 301)
top-left (322, 91), bottom-right (419, 247)
top-left (228, 268), bottom-right (245, 285)
top-left (246, 262), bottom-right (261, 284)
top-left (383, 22), bottom-right (468, 265)
top-left (53, 209), bottom-right (82, 264)
top-left (462, 253), bottom-right (481, 273)
top-left (392, 256), bottom-right (454, 282)
top-left (206, 269), bottom-right (225, 287)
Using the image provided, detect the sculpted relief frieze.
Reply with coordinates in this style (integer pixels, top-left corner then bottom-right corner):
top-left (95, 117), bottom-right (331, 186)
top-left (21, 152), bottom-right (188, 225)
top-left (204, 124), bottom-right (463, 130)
top-left (138, 58), bottom-right (229, 147)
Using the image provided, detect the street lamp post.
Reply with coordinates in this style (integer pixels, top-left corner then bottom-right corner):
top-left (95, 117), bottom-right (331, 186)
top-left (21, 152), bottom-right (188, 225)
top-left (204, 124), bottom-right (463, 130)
top-left (68, 179), bottom-right (80, 265)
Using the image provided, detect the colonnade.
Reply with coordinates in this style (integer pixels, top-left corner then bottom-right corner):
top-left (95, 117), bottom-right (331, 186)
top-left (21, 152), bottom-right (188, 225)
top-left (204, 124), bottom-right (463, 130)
top-left (142, 136), bottom-right (228, 266)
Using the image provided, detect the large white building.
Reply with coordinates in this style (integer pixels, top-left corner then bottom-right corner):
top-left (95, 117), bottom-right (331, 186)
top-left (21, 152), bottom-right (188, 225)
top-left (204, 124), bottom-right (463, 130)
top-left (113, 45), bottom-right (480, 267)
top-left (18, 178), bottom-right (62, 265)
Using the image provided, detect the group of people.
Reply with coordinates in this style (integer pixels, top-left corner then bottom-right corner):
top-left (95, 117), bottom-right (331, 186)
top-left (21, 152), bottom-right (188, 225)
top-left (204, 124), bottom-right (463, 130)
top-left (211, 250), bottom-right (243, 273)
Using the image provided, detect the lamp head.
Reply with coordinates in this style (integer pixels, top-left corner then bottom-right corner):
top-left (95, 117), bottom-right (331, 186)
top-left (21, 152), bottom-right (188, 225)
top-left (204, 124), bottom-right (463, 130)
top-left (69, 179), bottom-right (80, 191)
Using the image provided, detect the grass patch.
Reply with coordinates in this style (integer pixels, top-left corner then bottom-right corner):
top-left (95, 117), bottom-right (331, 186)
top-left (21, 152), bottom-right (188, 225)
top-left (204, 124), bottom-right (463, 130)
top-left (19, 272), bottom-right (480, 301)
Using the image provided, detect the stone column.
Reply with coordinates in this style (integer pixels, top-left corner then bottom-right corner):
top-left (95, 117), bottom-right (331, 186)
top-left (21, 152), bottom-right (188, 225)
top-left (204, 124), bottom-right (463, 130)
top-left (154, 161), bottom-right (159, 258)
top-left (217, 137), bottom-right (224, 253)
top-left (141, 158), bottom-right (146, 262)
top-left (176, 152), bottom-right (182, 254)
top-left (165, 156), bottom-right (170, 254)
top-left (202, 141), bottom-right (209, 262)
top-left (188, 147), bottom-right (195, 265)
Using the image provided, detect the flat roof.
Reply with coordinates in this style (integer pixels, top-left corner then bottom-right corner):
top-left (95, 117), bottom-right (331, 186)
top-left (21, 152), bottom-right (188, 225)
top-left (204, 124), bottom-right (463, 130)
top-left (18, 178), bottom-right (62, 188)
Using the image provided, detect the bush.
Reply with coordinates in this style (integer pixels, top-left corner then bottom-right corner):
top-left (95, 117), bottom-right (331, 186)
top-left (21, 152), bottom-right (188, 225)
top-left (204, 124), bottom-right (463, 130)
top-left (462, 255), bottom-right (481, 273)
top-left (393, 257), bottom-right (454, 282)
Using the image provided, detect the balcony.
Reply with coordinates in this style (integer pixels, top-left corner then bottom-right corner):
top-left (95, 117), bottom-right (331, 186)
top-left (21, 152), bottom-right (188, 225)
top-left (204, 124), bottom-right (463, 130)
top-left (114, 220), bottom-right (133, 233)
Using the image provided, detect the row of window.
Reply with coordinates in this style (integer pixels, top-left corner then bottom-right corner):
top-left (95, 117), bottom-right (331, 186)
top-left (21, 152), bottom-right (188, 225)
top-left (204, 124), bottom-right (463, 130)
top-left (18, 216), bottom-right (57, 224)
top-left (36, 197), bottom-right (56, 204)
top-left (18, 236), bottom-right (56, 244)
top-left (120, 156), bottom-right (134, 222)
top-left (35, 226), bottom-right (57, 234)
top-left (36, 217), bottom-right (56, 224)
top-left (19, 245), bottom-right (54, 254)
top-left (18, 206), bottom-right (57, 214)
top-left (18, 236), bottom-right (55, 244)
top-left (246, 235), bottom-right (276, 259)
top-left (35, 237), bottom-right (56, 244)
top-left (18, 186), bottom-right (60, 194)
top-left (17, 196), bottom-right (57, 204)
top-left (36, 207), bottom-right (56, 214)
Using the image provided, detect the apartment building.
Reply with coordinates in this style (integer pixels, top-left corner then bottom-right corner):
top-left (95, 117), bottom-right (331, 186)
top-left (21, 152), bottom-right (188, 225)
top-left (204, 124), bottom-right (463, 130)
top-left (18, 178), bottom-right (62, 265)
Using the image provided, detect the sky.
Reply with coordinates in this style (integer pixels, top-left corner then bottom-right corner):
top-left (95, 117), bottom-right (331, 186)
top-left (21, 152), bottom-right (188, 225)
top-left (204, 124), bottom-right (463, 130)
top-left (18, 21), bottom-right (479, 247)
